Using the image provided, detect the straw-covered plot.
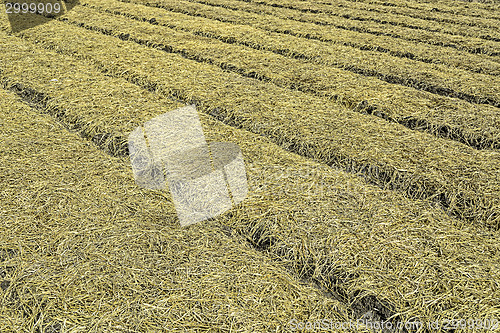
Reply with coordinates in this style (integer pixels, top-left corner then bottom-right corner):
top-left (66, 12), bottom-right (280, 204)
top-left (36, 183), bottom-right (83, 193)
top-left (344, 0), bottom-right (500, 20)
top-left (190, 0), bottom-right (500, 50)
top-left (108, 0), bottom-right (500, 58)
top-left (330, 0), bottom-right (500, 28)
top-left (62, 3), bottom-right (500, 150)
top-left (83, 0), bottom-right (500, 76)
top-left (0, 31), bottom-right (500, 331)
top-left (249, 0), bottom-right (500, 32)
top-left (4, 23), bottom-right (500, 229)
top-left (90, 0), bottom-right (500, 57)
top-left (0, 88), bottom-right (357, 332)
top-left (243, 0), bottom-right (500, 58)
top-left (105, 0), bottom-right (500, 107)
top-left (270, 0), bottom-right (498, 28)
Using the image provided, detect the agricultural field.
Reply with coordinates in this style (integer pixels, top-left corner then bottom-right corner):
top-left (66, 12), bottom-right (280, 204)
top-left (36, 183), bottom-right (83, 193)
top-left (0, 0), bottom-right (499, 332)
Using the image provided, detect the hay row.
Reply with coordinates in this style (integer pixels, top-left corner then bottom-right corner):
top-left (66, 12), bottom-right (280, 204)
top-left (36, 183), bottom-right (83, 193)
top-left (127, 0), bottom-right (500, 58)
top-left (349, 0), bottom-right (499, 28)
top-left (310, 0), bottom-right (500, 20)
top-left (177, 0), bottom-right (500, 56)
top-left (63, 4), bottom-right (500, 151)
top-left (298, 0), bottom-right (500, 29)
top-left (430, 0), bottom-right (499, 6)
top-left (0, 88), bottom-right (360, 332)
top-left (184, 0), bottom-right (500, 41)
top-left (421, 0), bottom-right (499, 6)
top-left (1, 46), bottom-right (500, 332)
top-left (4, 21), bottom-right (500, 231)
top-left (404, 0), bottom-right (500, 12)
top-left (243, 0), bottom-right (500, 41)
top-left (353, 0), bottom-right (500, 19)
top-left (158, 0), bottom-right (500, 75)
top-left (121, 0), bottom-right (500, 107)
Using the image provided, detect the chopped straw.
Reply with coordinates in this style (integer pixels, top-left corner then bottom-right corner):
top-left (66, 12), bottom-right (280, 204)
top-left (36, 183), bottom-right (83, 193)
top-left (0, 29), bottom-right (499, 331)
top-left (62, 3), bottom-right (500, 150)
top-left (3, 22), bottom-right (499, 229)
top-left (0, 88), bottom-right (358, 332)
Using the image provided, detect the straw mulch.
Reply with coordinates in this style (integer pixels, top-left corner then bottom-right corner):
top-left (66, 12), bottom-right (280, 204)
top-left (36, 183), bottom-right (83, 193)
top-left (0, 88), bottom-right (358, 332)
top-left (5, 22), bottom-right (499, 230)
top-left (122, 0), bottom-right (500, 108)
top-left (1, 8), bottom-right (500, 330)
top-left (178, 0), bottom-right (500, 41)
top-left (124, 0), bottom-right (500, 56)
top-left (64, 3), bottom-right (500, 150)
top-left (248, 0), bottom-right (499, 31)
top-left (0, 35), bottom-right (499, 331)
top-left (89, 0), bottom-right (500, 74)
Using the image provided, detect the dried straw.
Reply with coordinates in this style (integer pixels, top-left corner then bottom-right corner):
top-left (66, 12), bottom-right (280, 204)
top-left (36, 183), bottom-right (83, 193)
top-left (1, 30), bottom-right (499, 331)
top-left (5, 21), bottom-right (499, 229)
top-left (65, 3), bottom-right (500, 151)
top-left (0, 88), bottom-right (357, 332)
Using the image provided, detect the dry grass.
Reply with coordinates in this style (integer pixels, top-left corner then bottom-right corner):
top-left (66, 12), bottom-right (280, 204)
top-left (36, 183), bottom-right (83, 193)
top-left (3, 20), bottom-right (499, 229)
top-left (0, 88), bottom-right (358, 332)
top-left (0, 35), bottom-right (499, 331)
top-left (62, 3), bottom-right (500, 151)
top-left (279, 0), bottom-right (500, 28)
top-left (124, 0), bottom-right (500, 108)
top-left (101, 0), bottom-right (500, 57)
top-left (186, 0), bottom-right (500, 37)
top-left (0, 1), bottom-right (499, 332)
